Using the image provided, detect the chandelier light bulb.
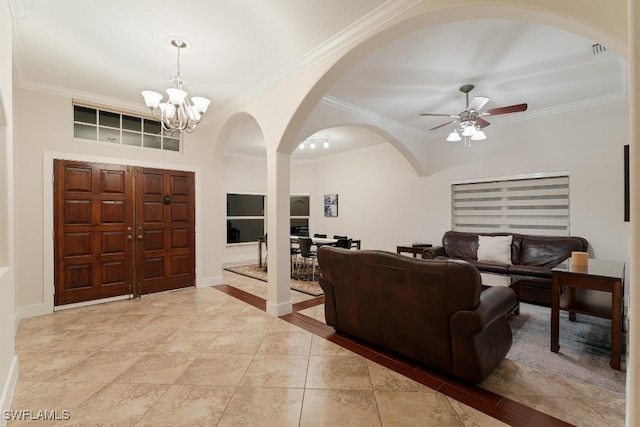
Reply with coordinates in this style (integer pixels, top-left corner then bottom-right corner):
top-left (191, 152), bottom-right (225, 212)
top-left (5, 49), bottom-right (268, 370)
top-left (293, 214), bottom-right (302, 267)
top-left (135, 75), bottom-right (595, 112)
top-left (299, 143), bottom-right (305, 149)
top-left (141, 38), bottom-right (211, 133)
top-left (323, 141), bottom-right (329, 148)
top-left (310, 142), bottom-right (316, 149)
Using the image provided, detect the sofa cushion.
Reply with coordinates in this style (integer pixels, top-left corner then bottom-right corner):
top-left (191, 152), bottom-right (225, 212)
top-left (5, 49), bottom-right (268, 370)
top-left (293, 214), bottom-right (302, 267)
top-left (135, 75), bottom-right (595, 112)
top-left (520, 235), bottom-right (588, 267)
top-left (442, 231), bottom-right (479, 260)
top-left (477, 235), bottom-right (513, 264)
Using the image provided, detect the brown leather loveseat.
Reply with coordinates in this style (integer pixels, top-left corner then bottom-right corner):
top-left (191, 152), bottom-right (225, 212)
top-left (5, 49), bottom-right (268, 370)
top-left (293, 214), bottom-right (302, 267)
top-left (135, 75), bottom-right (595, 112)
top-left (423, 231), bottom-right (588, 306)
top-left (317, 246), bottom-right (517, 384)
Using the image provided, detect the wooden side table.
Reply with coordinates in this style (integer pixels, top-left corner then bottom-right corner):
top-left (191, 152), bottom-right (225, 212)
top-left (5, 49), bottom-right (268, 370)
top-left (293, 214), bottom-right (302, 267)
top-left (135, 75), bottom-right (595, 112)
top-left (550, 257), bottom-right (625, 370)
top-left (397, 244), bottom-right (431, 258)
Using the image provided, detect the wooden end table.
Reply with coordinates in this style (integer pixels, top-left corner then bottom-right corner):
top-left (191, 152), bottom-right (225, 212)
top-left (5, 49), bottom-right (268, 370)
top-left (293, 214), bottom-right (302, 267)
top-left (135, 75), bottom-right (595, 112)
top-left (550, 257), bottom-right (625, 370)
top-left (396, 244), bottom-right (432, 258)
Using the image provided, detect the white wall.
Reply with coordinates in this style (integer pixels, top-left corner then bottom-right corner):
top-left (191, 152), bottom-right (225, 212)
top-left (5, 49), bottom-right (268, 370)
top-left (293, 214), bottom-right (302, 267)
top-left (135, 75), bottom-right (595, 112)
top-left (12, 88), bottom-right (221, 315)
top-left (222, 99), bottom-right (630, 295)
top-left (0, 0), bottom-right (18, 422)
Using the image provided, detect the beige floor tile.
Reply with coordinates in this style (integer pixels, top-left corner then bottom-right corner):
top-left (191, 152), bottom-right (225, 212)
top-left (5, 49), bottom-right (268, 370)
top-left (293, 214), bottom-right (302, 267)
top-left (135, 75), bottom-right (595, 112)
top-left (103, 327), bottom-right (177, 352)
top-left (113, 352), bottom-right (200, 384)
top-left (205, 331), bottom-right (266, 354)
top-left (14, 350), bottom-right (93, 382)
top-left (299, 389), bottom-right (381, 426)
top-left (305, 355), bottom-right (372, 390)
top-left (375, 391), bottom-right (463, 426)
top-left (224, 313), bottom-right (276, 332)
top-left (152, 330), bottom-right (219, 353)
top-left (56, 351), bottom-right (146, 383)
top-left (257, 331), bottom-right (313, 355)
top-left (217, 387), bottom-right (304, 427)
top-left (447, 397), bottom-right (510, 427)
top-left (239, 354), bottom-right (309, 388)
top-left (516, 394), bottom-right (626, 427)
top-left (175, 353), bottom-right (254, 386)
top-left (142, 313), bottom-right (199, 330)
top-left (133, 385), bottom-right (235, 427)
top-left (9, 381), bottom-right (105, 414)
top-left (309, 335), bottom-right (355, 357)
top-left (366, 360), bottom-right (430, 392)
top-left (64, 382), bottom-right (168, 426)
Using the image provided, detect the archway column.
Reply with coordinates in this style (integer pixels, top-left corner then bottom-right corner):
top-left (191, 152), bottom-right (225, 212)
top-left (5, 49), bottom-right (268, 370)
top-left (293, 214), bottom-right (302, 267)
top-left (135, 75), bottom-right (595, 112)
top-left (265, 147), bottom-right (293, 316)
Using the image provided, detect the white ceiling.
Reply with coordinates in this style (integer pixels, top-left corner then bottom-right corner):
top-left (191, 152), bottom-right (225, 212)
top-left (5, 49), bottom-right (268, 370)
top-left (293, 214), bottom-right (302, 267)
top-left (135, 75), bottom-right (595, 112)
top-left (10, 1), bottom-right (627, 160)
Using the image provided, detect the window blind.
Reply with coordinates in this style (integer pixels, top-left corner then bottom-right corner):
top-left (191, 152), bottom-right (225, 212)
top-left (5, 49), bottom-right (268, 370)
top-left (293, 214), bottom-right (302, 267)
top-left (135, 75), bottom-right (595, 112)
top-left (452, 175), bottom-right (570, 236)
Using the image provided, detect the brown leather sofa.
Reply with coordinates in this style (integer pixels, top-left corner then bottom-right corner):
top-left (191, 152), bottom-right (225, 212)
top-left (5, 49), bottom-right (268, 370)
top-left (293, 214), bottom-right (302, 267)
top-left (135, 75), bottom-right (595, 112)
top-left (317, 246), bottom-right (517, 384)
top-left (423, 231), bottom-right (588, 306)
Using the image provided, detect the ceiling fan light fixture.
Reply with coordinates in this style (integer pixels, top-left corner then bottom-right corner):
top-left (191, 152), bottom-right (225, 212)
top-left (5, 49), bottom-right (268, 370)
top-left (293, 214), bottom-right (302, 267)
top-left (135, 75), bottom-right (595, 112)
top-left (299, 143), bottom-right (305, 149)
top-left (471, 129), bottom-right (486, 140)
top-left (461, 125), bottom-right (476, 137)
top-left (446, 131), bottom-right (461, 142)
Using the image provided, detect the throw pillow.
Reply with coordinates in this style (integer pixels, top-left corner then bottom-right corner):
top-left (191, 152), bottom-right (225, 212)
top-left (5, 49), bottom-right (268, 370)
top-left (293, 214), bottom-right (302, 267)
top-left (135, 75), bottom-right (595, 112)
top-left (477, 235), bottom-right (513, 264)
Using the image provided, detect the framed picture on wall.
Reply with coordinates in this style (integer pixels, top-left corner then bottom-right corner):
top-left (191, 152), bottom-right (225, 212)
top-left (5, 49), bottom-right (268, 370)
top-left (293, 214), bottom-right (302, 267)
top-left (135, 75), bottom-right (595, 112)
top-left (324, 194), bottom-right (338, 217)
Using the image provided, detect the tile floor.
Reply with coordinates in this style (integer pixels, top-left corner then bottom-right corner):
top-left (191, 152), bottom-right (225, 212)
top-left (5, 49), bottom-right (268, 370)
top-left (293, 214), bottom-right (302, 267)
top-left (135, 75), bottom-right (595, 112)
top-left (7, 270), bottom-right (625, 426)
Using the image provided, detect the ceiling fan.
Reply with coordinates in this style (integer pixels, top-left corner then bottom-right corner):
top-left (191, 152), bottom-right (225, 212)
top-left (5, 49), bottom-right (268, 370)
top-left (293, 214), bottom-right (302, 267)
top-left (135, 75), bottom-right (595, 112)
top-left (419, 84), bottom-right (528, 142)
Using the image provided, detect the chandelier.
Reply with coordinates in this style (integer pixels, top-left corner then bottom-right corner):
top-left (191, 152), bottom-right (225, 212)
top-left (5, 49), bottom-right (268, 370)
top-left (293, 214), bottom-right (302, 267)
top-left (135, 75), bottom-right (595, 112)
top-left (446, 110), bottom-right (487, 146)
top-left (141, 39), bottom-right (211, 133)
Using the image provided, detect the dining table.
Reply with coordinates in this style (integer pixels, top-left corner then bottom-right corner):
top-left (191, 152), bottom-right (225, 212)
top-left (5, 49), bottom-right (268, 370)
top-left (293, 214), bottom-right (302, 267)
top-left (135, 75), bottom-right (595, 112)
top-left (257, 235), bottom-right (361, 267)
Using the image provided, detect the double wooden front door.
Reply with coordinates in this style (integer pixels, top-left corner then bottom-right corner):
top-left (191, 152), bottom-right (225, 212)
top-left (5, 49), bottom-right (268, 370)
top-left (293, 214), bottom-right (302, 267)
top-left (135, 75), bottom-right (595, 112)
top-left (54, 160), bottom-right (195, 306)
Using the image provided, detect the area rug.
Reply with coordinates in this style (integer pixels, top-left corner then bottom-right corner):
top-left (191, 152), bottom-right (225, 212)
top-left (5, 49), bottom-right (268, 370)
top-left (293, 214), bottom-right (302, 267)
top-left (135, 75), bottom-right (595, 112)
top-left (507, 302), bottom-right (626, 394)
top-left (224, 264), bottom-right (324, 297)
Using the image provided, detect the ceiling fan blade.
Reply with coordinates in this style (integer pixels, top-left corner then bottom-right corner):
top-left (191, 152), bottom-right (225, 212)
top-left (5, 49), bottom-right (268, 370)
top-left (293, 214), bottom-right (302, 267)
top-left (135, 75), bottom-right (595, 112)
top-left (419, 113), bottom-right (457, 117)
top-left (467, 96), bottom-right (489, 112)
top-left (429, 120), bottom-right (455, 131)
top-left (476, 117), bottom-right (491, 129)
top-left (483, 103), bottom-right (528, 116)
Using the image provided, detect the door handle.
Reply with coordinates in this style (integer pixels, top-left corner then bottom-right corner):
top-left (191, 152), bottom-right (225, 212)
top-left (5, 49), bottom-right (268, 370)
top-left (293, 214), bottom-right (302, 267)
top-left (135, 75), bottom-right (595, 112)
top-left (127, 235), bottom-right (133, 241)
top-left (137, 235), bottom-right (143, 240)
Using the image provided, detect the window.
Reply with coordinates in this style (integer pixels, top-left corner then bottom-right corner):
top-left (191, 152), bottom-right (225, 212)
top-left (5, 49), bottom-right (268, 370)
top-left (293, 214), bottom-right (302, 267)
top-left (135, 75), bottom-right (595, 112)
top-left (290, 195), bottom-right (310, 235)
top-left (226, 193), bottom-right (311, 244)
top-left (452, 173), bottom-right (570, 236)
top-left (226, 194), bottom-right (265, 244)
top-left (73, 104), bottom-right (181, 152)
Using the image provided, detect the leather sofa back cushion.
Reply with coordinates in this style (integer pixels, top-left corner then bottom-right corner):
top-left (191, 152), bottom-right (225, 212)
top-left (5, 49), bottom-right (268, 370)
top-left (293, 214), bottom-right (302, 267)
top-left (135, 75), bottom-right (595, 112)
top-left (520, 236), bottom-right (587, 267)
top-left (443, 231), bottom-right (479, 260)
top-left (443, 231), bottom-right (523, 263)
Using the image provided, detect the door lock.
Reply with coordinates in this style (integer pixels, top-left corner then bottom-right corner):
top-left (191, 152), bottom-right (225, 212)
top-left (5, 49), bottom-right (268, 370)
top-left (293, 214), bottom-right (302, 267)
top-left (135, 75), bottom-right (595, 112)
top-left (127, 235), bottom-right (133, 240)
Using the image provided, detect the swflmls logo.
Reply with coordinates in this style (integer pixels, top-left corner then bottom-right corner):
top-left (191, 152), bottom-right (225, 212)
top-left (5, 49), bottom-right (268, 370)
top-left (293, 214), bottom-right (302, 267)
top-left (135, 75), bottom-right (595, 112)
top-left (3, 410), bottom-right (71, 421)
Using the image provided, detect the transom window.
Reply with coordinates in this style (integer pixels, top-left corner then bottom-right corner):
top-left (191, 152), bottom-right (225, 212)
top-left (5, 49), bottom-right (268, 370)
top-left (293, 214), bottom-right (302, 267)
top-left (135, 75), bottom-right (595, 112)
top-left (73, 104), bottom-right (181, 152)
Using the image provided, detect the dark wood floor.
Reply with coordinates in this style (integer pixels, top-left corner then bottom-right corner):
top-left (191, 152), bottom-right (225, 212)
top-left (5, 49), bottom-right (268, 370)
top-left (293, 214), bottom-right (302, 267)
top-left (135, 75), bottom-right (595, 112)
top-left (215, 284), bottom-right (574, 427)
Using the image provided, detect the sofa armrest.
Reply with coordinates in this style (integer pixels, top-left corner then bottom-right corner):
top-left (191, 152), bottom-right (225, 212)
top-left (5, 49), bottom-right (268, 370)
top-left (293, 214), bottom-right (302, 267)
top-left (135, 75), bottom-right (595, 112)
top-left (318, 277), bottom-right (339, 330)
top-left (449, 286), bottom-right (516, 383)
top-left (422, 246), bottom-right (445, 259)
top-left (451, 287), bottom-right (516, 334)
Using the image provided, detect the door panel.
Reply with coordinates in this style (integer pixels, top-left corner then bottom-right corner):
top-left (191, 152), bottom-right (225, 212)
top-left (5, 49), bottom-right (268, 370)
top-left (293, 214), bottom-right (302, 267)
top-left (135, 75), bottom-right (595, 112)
top-left (135, 167), bottom-right (195, 295)
top-left (54, 160), bottom-right (134, 305)
top-left (54, 161), bottom-right (196, 305)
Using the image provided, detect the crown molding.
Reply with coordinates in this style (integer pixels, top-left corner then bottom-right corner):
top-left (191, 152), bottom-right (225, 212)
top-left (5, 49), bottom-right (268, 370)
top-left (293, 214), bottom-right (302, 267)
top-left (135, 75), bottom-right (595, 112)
top-left (208, 0), bottom-right (420, 122)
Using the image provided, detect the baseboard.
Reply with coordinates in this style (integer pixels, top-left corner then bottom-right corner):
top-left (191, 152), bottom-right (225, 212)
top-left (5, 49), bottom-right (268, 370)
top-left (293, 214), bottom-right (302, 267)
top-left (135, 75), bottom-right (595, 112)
top-left (266, 300), bottom-right (293, 317)
top-left (197, 275), bottom-right (222, 288)
top-left (17, 302), bottom-right (52, 320)
top-left (0, 356), bottom-right (18, 427)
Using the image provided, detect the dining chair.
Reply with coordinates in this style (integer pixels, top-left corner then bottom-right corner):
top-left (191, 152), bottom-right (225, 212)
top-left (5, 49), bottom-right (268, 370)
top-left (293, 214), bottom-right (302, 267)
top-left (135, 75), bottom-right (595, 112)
top-left (333, 235), bottom-right (348, 240)
top-left (297, 236), bottom-right (318, 281)
top-left (335, 238), bottom-right (352, 249)
top-left (314, 233), bottom-right (327, 238)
